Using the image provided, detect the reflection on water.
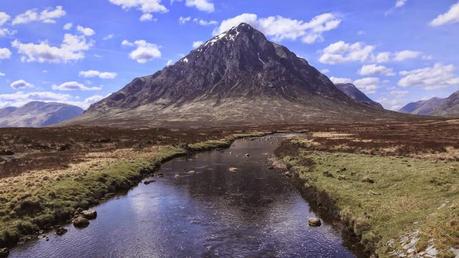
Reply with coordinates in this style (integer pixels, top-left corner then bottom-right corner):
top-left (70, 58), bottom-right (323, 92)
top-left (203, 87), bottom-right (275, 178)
top-left (11, 135), bottom-right (355, 258)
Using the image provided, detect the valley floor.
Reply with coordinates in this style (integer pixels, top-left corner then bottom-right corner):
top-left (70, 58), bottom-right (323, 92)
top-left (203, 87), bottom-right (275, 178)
top-left (0, 119), bottom-right (458, 257)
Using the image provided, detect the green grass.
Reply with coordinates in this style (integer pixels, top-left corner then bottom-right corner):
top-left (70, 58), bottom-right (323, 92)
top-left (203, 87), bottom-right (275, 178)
top-left (0, 146), bottom-right (186, 248)
top-left (278, 146), bottom-right (458, 257)
top-left (0, 131), bottom-right (268, 250)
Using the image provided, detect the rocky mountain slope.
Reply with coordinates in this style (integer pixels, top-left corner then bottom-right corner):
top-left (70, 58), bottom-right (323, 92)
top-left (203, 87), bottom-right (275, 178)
top-left (0, 101), bottom-right (83, 127)
top-left (335, 83), bottom-right (383, 110)
top-left (399, 90), bottom-right (459, 117)
top-left (71, 23), bottom-right (401, 127)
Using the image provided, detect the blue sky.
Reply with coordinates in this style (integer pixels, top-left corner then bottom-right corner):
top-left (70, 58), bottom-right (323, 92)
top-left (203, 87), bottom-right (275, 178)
top-left (0, 0), bottom-right (458, 110)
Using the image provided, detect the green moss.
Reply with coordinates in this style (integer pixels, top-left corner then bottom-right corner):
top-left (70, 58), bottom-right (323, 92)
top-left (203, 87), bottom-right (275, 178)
top-left (278, 146), bottom-right (459, 256)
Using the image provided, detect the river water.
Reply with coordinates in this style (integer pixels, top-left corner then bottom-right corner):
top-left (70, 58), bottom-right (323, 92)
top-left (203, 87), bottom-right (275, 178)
top-left (11, 134), bottom-right (355, 258)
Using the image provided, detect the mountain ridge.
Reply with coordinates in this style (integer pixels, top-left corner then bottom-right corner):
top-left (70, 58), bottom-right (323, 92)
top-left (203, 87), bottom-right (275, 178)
top-left (335, 83), bottom-right (383, 110)
top-left (399, 90), bottom-right (459, 117)
top-left (0, 101), bottom-right (84, 128)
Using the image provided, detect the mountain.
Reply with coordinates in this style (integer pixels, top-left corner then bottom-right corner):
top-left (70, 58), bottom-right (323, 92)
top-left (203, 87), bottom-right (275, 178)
top-left (335, 83), bottom-right (383, 110)
top-left (0, 101), bottom-right (84, 128)
top-left (71, 23), bottom-right (400, 128)
top-left (399, 91), bottom-right (459, 117)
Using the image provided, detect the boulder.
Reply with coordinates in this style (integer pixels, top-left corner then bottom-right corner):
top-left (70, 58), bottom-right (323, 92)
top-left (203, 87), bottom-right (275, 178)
top-left (55, 226), bottom-right (67, 236)
top-left (308, 217), bottom-right (322, 227)
top-left (81, 210), bottom-right (97, 220)
top-left (72, 216), bottom-right (90, 228)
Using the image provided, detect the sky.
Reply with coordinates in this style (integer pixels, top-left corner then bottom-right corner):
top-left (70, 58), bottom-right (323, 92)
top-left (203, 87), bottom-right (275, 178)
top-left (0, 0), bottom-right (458, 110)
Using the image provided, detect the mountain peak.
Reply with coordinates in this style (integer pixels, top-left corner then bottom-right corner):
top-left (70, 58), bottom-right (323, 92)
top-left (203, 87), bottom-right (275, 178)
top-left (77, 23), bottom-right (395, 127)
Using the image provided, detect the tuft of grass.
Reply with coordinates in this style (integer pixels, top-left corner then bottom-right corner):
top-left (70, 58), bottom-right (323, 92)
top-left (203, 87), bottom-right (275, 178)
top-left (277, 142), bottom-right (458, 257)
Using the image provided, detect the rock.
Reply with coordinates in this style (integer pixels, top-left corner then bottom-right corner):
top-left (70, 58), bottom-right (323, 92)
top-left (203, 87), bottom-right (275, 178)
top-left (308, 217), bottom-right (322, 227)
top-left (0, 248), bottom-right (9, 258)
top-left (144, 179), bottom-right (156, 185)
top-left (157, 173), bottom-right (164, 178)
top-left (55, 226), bottom-right (67, 236)
top-left (186, 170), bottom-right (196, 174)
top-left (228, 167), bottom-right (238, 172)
top-left (338, 175), bottom-right (346, 180)
top-left (323, 171), bottom-right (334, 177)
top-left (72, 216), bottom-right (90, 228)
top-left (284, 171), bottom-right (292, 177)
top-left (268, 165), bottom-right (274, 170)
top-left (82, 210), bottom-right (97, 220)
top-left (362, 176), bottom-right (375, 184)
top-left (244, 153), bottom-right (250, 157)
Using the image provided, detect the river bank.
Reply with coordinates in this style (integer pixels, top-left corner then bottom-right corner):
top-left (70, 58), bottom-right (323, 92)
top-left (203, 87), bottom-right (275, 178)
top-left (275, 136), bottom-right (458, 257)
top-left (0, 131), bottom-right (268, 256)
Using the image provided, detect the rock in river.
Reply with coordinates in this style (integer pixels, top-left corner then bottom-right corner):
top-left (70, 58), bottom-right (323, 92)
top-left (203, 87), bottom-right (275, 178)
top-left (73, 216), bottom-right (90, 228)
top-left (228, 167), bottom-right (239, 172)
top-left (82, 209), bottom-right (97, 220)
top-left (308, 218), bottom-right (322, 227)
top-left (55, 226), bottom-right (68, 236)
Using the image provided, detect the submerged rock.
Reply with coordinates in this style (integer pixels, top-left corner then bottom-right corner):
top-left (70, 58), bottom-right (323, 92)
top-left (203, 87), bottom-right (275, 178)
top-left (308, 218), bottom-right (322, 227)
top-left (72, 216), bottom-right (90, 228)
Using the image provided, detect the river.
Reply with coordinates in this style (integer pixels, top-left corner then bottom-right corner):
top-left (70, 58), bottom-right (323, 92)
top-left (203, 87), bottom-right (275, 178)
top-left (11, 134), bottom-right (355, 258)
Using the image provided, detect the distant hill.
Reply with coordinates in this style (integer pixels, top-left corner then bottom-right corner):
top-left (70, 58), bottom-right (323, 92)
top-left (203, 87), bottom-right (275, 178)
top-left (0, 101), bottom-right (84, 127)
top-left (399, 91), bottom-right (459, 117)
top-left (69, 23), bottom-right (402, 128)
top-left (335, 83), bottom-right (383, 110)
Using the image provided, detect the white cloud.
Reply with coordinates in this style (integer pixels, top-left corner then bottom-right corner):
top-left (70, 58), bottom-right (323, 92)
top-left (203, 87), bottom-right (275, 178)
top-left (353, 77), bottom-right (380, 94)
top-left (0, 91), bottom-right (106, 109)
top-left (140, 13), bottom-right (154, 21)
top-left (52, 81), bottom-right (101, 91)
top-left (329, 76), bottom-right (353, 84)
top-left (179, 16), bottom-right (217, 26)
top-left (0, 12), bottom-right (13, 38)
top-left (0, 91), bottom-right (71, 108)
top-left (76, 25), bottom-right (95, 36)
top-left (12, 6), bottom-right (66, 25)
top-left (430, 2), bottom-right (459, 27)
top-left (63, 22), bottom-right (73, 30)
top-left (398, 63), bottom-right (459, 90)
top-left (10, 80), bottom-right (34, 89)
top-left (0, 12), bottom-right (10, 26)
top-left (103, 34), bottom-right (114, 40)
top-left (108, 0), bottom-right (168, 21)
top-left (12, 33), bottom-right (93, 63)
top-left (393, 50), bottom-right (421, 61)
top-left (320, 41), bottom-right (425, 64)
top-left (0, 72), bottom-right (5, 76)
top-left (79, 70), bottom-right (117, 79)
top-left (359, 64), bottom-right (395, 76)
top-left (395, 0), bottom-right (407, 8)
top-left (185, 0), bottom-right (215, 13)
top-left (215, 12), bottom-right (341, 44)
top-left (192, 41), bottom-right (203, 49)
top-left (122, 39), bottom-right (161, 63)
top-left (319, 41), bottom-right (374, 64)
top-left (166, 59), bottom-right (174, 66)
top-left (0, 48), bottom-right (11, 59)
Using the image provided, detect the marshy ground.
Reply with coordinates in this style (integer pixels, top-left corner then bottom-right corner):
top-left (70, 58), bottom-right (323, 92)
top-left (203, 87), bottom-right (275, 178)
top-left (0, 119), bottom-right (458, 257)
